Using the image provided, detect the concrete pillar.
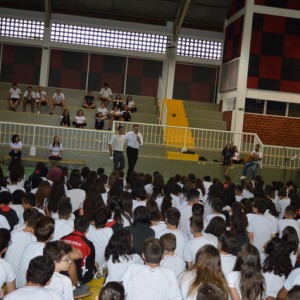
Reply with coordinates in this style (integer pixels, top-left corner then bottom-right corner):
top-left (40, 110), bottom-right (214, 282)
top-left (39, 26), bottom-right (51, 87)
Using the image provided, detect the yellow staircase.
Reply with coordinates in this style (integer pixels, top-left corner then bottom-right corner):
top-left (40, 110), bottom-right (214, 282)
top-left (164, 99), bottom-right (197, 161)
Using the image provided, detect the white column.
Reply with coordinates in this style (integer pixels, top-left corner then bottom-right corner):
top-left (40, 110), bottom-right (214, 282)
top-left (231, 0), bottom-right (254, 133)
top-left (39, 26), bottom-right (51, 87)
top-left (162, 47), bottom-right (176, 99)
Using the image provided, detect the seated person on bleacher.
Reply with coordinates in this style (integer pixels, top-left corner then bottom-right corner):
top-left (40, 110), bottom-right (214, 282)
top-left (60, 109), bottom-right (71, 127)
top-left (49, 136), bottom-right (63, 161)
top-left (72, 109), bottom-right (87, 128)
top-left (35, 86), bottom-right (48, 114)
top-left (125, 95), bottom-right (137, 112)
top-left (122, 105), bottom-right (132, 122)
top-left (97, 102), bottom-right (108, 117)
top-left (109, 105), bottom-right (123, 130)
top-left (50, 88), bottom-right (66, 115)
top-left (95, 112), bottom-right (107, 130)
top-left (98, 82), bottom-right (113, 110)
top-left (8, 83), bottom-right (21, 112)
top-left (23, 86), bottom-right (36, 113)
top-left (113, 93), bottom-right (123, 110)
top-left (82, 90), bottom-right (96, 109)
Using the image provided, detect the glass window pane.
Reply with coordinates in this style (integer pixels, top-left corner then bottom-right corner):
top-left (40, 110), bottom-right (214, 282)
top-left (288, 103), bottom-right (300, 118)
top-left (245, 98), bottom-right (264, 114)
top-left (266, 101), bottom-right (286, 116)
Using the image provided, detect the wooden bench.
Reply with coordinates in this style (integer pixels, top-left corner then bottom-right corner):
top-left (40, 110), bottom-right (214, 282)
top-left (2, 155), bottom-right (86, 167)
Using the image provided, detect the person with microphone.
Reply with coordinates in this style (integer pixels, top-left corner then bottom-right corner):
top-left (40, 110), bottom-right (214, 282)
top-left (124, 124), bottom-right (143, 181)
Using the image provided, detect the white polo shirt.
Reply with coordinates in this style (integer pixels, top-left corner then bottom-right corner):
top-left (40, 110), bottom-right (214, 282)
top-left (4, 286), bottom-right (62, 300)
top-left (9, 88), bottom-right (21, 99)
top-left (109, 134), bottom-right (125, 152)
top-left (124, 131), bottom-right (143, 149)
top-left (53, 92), bottom-right (65, 103)
top-left (46, 272), bottom-right (73, 300)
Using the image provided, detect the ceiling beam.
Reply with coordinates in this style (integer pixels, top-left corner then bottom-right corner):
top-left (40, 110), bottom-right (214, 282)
top-left (45, 0), bottom-right (51, 27)
top-left (173, 0), bottom-right (191, 42)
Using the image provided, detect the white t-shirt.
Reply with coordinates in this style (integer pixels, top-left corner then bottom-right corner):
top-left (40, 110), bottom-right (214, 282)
top-left (9, 204), bottom-right (24, 221)
top-left (36, 91), bottom-right (47, 102)
top-left (49, 144), bottom-right (63, 157)
top-left (5, 229), bottom-right (36, 274)
top-left (0, 258), bottom-right (16, 288)
top-left (74, 115), bottom-right (86, 124)
top-left (53, 218), bottom-right (74, 241)
top-left (6, 184), bottom-right (25, 194)
top-left (86, 225), bottom-right (113, 267)
top-left (160, 254), bottom-right (186, 277)
top-left (156, 228), bottom-right (188, 259)
top-left (155, 195), bottom-right (181, 211)
top-left (220, 253), bottom-right (236, 276)
top-left (247, 214), bottom-right (277, 252)
top-left (278, 218), bottom-right (300, 239)
top-left (66, 189), bottom-right (86, 212)
top-left (178, 205), bottom-right (193, 232)
top-left (151, 222), bottom-right (167, 236)
top-left (97, 107), bottom-right (108, 115)
top-left (263, 271), bottom-right (285, 298)
top-left (203, 181), bottom-right (212, 195)
top-left (99, 87), bottom-right (112, 99)
top-left (132, 200), bottom-right (147, 211)
top-left (0, 215), bottom-right (10, 231)
top-left (226, 271), bottom-right (241, 298)
top-left (46, 272), bottom-right (73, 300)
top-left (204, 213), bottom-right (226, 229)
top-left (24, 90), bottom-right (36, 100)
top-left (278, 198), bottom-right (291, 220)
top-left (106, 254), bottom-right (143, 283)
top-left (53, 93), bottom-right (65, 103)
top-left (283, 267), bottom-right (300, 291)
top-left (10, 141), bottom-right (22, 152)
top-left (16, 241), bottom-right (45, 288)
top-left (9, 87), bottom-right (21, 99)
top-left (124, 131), bottom-right (143, 149)
top-left (121, 264), bottom-right (181, 300)
top-left (4, 286), bottom-right (62, 300)
top-left (183, 235), bottom-right (217, 264)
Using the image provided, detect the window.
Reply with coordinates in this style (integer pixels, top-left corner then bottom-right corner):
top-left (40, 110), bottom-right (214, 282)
top-left (266, 101), bottom-right (286, 116)
top-left (245, 98), bottom-right (265, 114)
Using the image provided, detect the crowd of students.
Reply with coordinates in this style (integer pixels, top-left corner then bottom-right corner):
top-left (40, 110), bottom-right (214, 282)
top-left (7, 82), bottom-right (137, 131)
top-left (1, 160), bottom-right (300, 299)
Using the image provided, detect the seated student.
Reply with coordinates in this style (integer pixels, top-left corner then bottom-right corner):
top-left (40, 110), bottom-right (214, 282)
top-left (109, 106), bottom-right (122, 130)
top-left (0, 229), bottom-right (16, 297)
top-left (97, 281), bottom-right (125, 300)
top-left (43, 241), bottom-right (82, 300)
top-left (97, 102), bottom-right (108, 117)
top-left (4, 255), bottom-right (62, 299)
top-left (66, 174), bottom-right (86, 214)
top-left (53, 198), bottom-right (74, 241)
top-left (218, 231), bottom-right (237, 276)
top-left (196, 282), bottom-right (227, 300)
top-left (8, 83), bottom-right (21, 111)
top-left (95, 112), bottom-right (108, 130)
top-left (35, 86), bottom-right (48, 114)
top-left (98, 83), bottom-right (113, 109)
top-left (125, 95), bottom-right (137, 113)
top-left (20, 193), bottom-right (45, 224)
top-left (5, 208), bottom-right (42, 273)
top-left (204, 198), bottom-right (226, 228)
top-left (86, 212), bottom-right (113, 269)
top-left (16, 216), bottom-right (55, 288)
top-left (278, 205), bottom-right (300, 239)
top-left (9, 135), bottom-right (22, 162)
top-left (82, 90), bottom-right (96, 109)
top-left (113, 93), bottom-right (123, 110)
top-left (72, 109), bottom-right (87, 128)
top-left (104, 230), bottom-right (143, 283)
top-left (121, 237), bottom-right (181, 300)
top-left (159, 233), bottom-right (186, 277)
top-left (0, 192), bottom-right (19, 230)
top-left (156, 207), bottom-right (187, 259)
top-left (61, 216), bottom-right (96, 284)
top-left (234, 185), bottom-right (244, 203)
top-left (50, 88), bottom-right (66, 115)
top-left (23, 86), bottom-right (36, 113)
top-left (184, 216), bottom-right (218, 268)
top-left (122, 105), bottom-right (131, 122)
top-left (60, 109), bottom-right (71, 127)
top-left (49, 136), bottom-right (63, 161)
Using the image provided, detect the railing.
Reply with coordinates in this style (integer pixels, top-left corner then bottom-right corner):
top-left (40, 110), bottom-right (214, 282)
top-left (157, 76), bottom-right (165, 124)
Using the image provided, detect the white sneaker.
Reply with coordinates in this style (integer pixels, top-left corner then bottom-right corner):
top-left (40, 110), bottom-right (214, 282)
top-left (240, 175), bottom-right (246, 180)
top-left (37, 110), bottom-right (40, 114)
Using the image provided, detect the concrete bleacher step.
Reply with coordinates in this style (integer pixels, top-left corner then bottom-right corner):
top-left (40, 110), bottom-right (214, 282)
top-left (189, 118), bottom-right (227, 130)
top-left (185, 108), bottom-right (223, 121)
top-left (183, 100), bottom-right (220, 111)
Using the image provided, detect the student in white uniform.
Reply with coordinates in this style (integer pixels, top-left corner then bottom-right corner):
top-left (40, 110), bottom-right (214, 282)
top-left (218, 231), bottom-right (237, 276)
top-left (281, 226), bottom-right (299, 268)
top-left (4, 255), bottom-right (62, 300)
top-left (86, 212), bottom-right (113, 269)
top-left (278, 205), bottom-right (300, 238)
top-left (226, 244), bottom-right (265, 300)
top-left (8, 83), bottom-right (21, 111)
top-left (277, 188), bottom-right (291, 220)
top-left (247, 198), bottom-right (277, 253)
top-left (16, 216), bottom-right (55, 288)
top-left (196, 282), bottom-right (227, 300)
top-left (184, 216), bottom-right (217, 268)
top-left (121, 237), bottom-right (181, 300)
top-left (0, 229), bottom-right (16, 298)
top-left (204, 198), bottom-right (226, 229)
top-left (159, 233), bottom-right (185, 277)
top-left (5, 209), bottom-right (41, 273)
top-left (66, 174), bottom-right (86, 213)
top-left (179, 244), bottom-right (228, 300)
top-left (262, 237), bottom-right (292, 299)
top-left (97, 281), bottom-right (125, 300)
top-left (104, 230), bottom-right (143, 283)
top-left (43, 241), bottom-right (74, 300)
top-left (155, 207), bottom-right (188, 259)
top-left (277, 267), bottom-right (300, 300)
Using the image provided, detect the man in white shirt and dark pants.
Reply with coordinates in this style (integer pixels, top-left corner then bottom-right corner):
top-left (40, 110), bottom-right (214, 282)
top-left (124, 124), bottom-right (143, 181)
top-left (108, 125), bottom-right (125, 171)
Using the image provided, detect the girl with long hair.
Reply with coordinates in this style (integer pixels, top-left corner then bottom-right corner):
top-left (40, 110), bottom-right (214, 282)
top-left (281, 226), bottom-right (300, 267)
top-left (179, 244), bottom-right (228, 300)
top-left (226, 244), bottom-right (265, 300)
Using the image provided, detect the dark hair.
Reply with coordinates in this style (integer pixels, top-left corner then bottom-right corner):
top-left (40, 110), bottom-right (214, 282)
top-left (160, 185), bottom-right (173, 219)
top-left (43, 240), bottom-right (72, 262)
top-left (252, 198), bottom-right (268, 214)
top-left (233, 244), bottom-right (265, 300)
top-left (218, 231), bottom-right (238, 254)
top-left (159, 233), bottom-right (176, 252)
top-left (81, 166), bottom-right (90, 181)
top-left (83, 189), bottom-right (105, 221)
top-left (282, 226), bottom-right (299, 255)
top-left (26, 255), bottom-right (55, 285)
top-left (285, 205), bottom-right (297, 217)
top-left (52, 136), bottom-right (60, 147)
top-left (196, 282), bottom-right (227, 300)
top-left (104, 230), bottom-right (133, 263)
top-left (205, 217), bottom-right (226, 238)
top-left (74, 216), bottom-right (90, 233)
top-left (68, 173), bottom-right (82, 189)
top-left (58, 197), bottom-right (72, 217)
top-left (47, 181), bottom-right (66, 213)
top-left (211, 198), bottom-right (224, 213)
top-left (0, 191), bottom-right (12, 205)
top-left (231, 213), bottom-right (248, 235)
top-left (11, 134), bottom-right (20, 143)
top-left (187, 189), bottom-right (200, 202)
top-left (93, 212), bottom-right (109, 228)
top-left (22, 193), bottom-right (36, 207)
top-left (25, 209), bottom-right (44, 228)
top-left (11, 189), bottom-right (26, 205)
top-left (34, 216), bottom-right (55, 242)
top-left (143, 237), bottom-right (163, 264)
top-left (0, 228), bottom-right (10, 252)
top-left (190, 216), bottom-right (204, 233)
top-left (278, 188), bottom-right (287, 198)
top-left (165, 207), bottom-right (181, 227)
top-left (99, 281), bottom-right (125, 300)
top-left (287, 285), bottom-right (300, 300)
top-left (133, 206), bottom-right (151, 225)
top-left (262, 237), bottom-right (292, 277)
top-left (192, 203), bottom-right (204, 218)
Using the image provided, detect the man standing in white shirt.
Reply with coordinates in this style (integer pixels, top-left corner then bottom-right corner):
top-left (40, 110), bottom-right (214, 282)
top-left (98, 83), bottom-right (113, 109)
top-left (108, 125), bottom-right (125, 171)
top-left (8, 83), bottom-right (21, 111)
top-left (124, 124), bottom-right (143, 181)
top-left (50, 89), bottom-right (66, 115)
